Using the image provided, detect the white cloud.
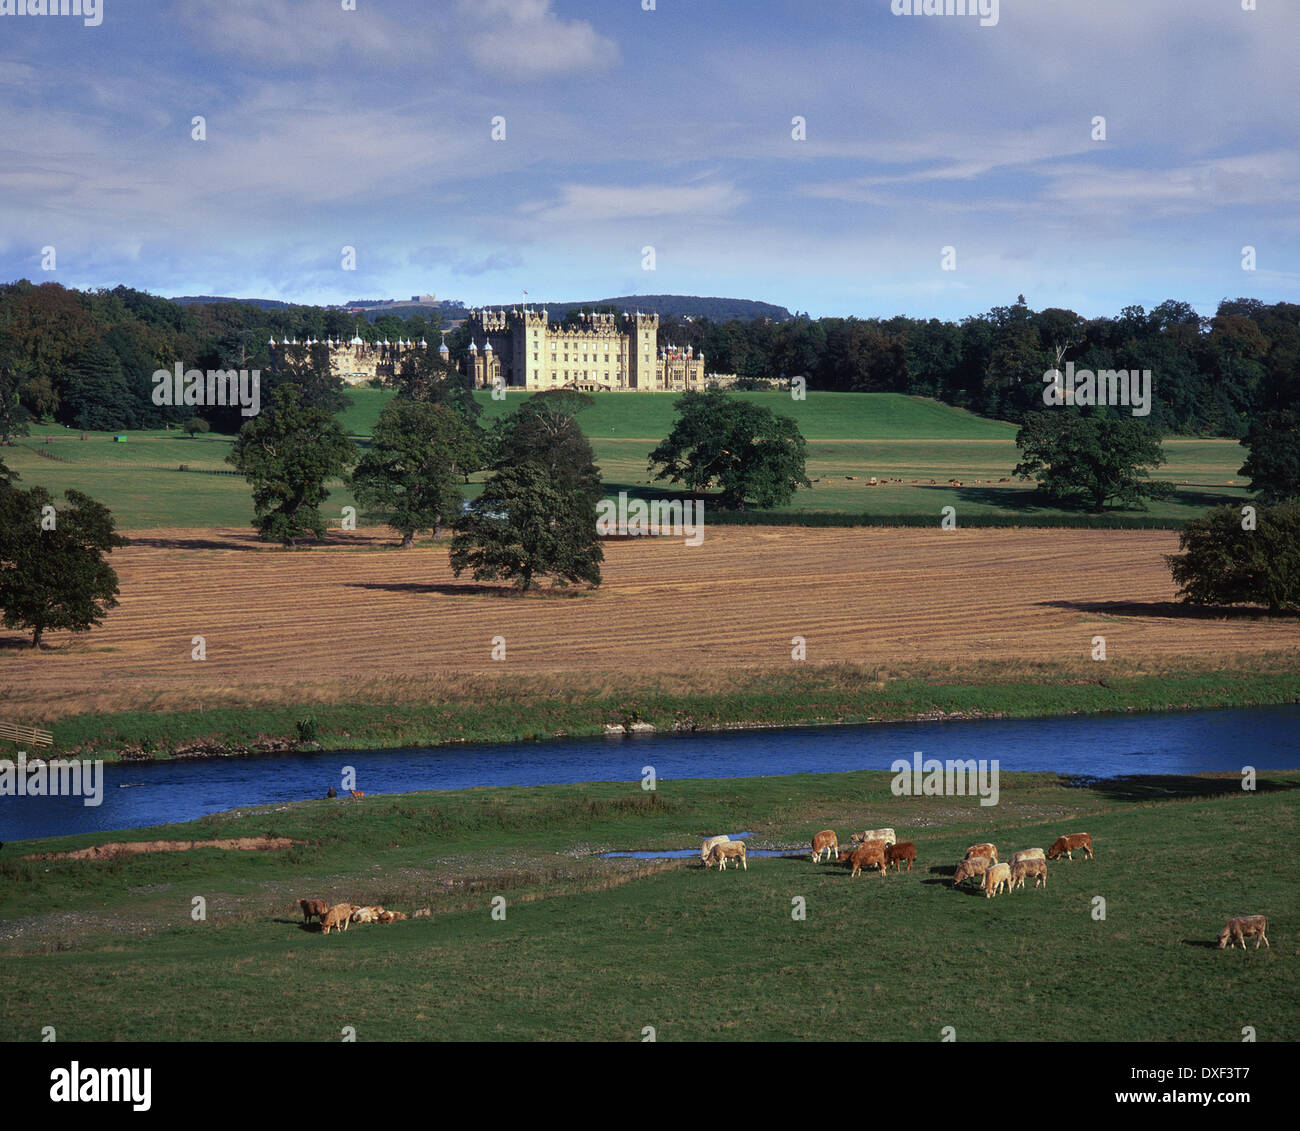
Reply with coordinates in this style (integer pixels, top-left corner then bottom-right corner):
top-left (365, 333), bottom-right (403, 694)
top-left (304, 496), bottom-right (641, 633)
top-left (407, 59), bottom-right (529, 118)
top-left (166, 0), bottom-right (405, 66)
top-left (521, 181), bottom-right (745, 225)
top-left (460, 0), bottom-right (619, 80)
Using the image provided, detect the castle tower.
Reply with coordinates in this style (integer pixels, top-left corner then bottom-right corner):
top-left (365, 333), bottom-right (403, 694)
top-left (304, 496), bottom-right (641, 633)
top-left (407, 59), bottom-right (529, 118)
top-left (623, 311), bottom-right (659, 390)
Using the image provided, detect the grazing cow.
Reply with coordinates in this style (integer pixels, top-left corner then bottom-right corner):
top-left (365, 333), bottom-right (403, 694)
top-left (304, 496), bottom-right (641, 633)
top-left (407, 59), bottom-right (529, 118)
top-left (811, 829), bottom-right (839, 863)
top-left (953, 855), bottom-right (991, 888)
top-left (299, 898), bottom-right (329, 923)
top-left (1047, 833), bottom-right (1094, 861)
top-left (351, 906), bottom-right (384, 924)
top-left (965, 843), bottom-right (998, 864)
top-left (851, 827), bottom-right (896, 848)
top-left (708, 841), bottom-right (748, 871)
top-left (983, 862), bottom-right (1011, 898)
top-left (378, 910), bottom-right (409, 924)
top-left (701, 835), bottom-right (731, 867)
top-left (839, 844), bottom-right (887, 878)
top-left (320, 903), bottom-right (358, 935)
top-left (1010, 848), bottom-right (1045, 866)
top-left (885, 841), bottom-right (916, 873)
top-left (412, 908), bottom-right (431, 918)
top-left (1218, 916), bottom-right (1269, 950)
top-left (1009, 858), bottom-right (1047, 890)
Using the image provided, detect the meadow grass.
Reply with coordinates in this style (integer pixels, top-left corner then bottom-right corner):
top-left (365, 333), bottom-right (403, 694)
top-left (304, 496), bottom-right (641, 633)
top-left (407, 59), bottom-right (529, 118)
top-left (13, 391), bottom-right (1248, 529)
top-left (1, 767), bottom-right (1294, 1041)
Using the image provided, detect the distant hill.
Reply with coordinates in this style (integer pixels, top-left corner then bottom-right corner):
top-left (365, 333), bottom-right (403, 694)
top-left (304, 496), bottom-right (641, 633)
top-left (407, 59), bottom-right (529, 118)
top-left (171, 295), bottom-right (296, 310)
top-left (527, 295), bottom-right (791, 323)
top-left (170, 293), bottom-right (788, 322)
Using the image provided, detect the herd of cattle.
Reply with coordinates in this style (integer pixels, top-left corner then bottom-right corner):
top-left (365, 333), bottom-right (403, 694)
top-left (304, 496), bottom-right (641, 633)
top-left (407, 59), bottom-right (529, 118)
top-left (298, 898), bottom-right (430, 934)
top-left (701, 827), bottom-right (1269, 948)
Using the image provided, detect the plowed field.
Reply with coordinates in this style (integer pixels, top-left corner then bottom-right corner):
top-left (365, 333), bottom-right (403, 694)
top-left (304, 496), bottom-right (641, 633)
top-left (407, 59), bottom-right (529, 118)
top-left (2, 525), bottom-right (1295, 718)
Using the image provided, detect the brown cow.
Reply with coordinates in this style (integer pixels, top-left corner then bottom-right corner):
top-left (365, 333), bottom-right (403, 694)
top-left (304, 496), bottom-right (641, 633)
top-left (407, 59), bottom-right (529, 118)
top-left (320, 903), bottom-right (358, 935)
top-left (965, 843), bottom-right (998, 864)
top-left (1047, 833), bottom-right (1093, 861)
top-left (811, 829), bottom-right (838, 863)
top-left (838, 843), bottom-right (887, 878)
top-left (1218, 916), bottom-right (1269, 950)
top-left (708, 841), bottom-right (748, 871)
top-left (885, 841), bottom-right (916, 873)
top-left (953, 855), bottom-right (991, 888)
top-left (299, 898), bottom-right (329, 923)
top-left (1009, 858), bottom-right (1047, 890)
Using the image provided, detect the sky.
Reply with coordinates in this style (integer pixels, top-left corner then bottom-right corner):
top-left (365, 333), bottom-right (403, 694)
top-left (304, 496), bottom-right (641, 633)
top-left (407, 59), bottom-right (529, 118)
top-left (1, 0), bottom-right (1297, 321)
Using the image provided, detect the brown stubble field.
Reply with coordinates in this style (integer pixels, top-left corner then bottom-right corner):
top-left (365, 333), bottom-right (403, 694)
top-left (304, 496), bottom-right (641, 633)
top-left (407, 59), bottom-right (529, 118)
top-left (1, 524), bottom-right (1297, 722)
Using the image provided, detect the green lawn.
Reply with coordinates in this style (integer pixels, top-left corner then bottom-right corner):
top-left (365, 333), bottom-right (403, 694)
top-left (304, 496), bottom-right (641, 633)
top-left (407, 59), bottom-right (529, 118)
top-left (11, 390), bottom-right (1249, 529)
top-left (2, 768), bottom-right (1294, 1041)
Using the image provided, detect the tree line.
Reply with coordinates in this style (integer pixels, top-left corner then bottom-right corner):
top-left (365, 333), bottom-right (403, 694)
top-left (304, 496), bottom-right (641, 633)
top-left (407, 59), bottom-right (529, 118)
top-left (2, 281), bottom-right (1298, 439)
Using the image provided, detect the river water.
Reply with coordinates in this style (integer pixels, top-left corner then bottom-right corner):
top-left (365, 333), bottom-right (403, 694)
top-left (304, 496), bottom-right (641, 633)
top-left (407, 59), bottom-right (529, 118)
top-left (3, 704), bottom-right (1297, 841)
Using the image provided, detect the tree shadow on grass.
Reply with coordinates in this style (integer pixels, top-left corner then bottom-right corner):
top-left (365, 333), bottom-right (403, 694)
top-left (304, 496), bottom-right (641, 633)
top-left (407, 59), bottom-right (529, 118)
top-left (599, 481), bottom-right (706, 505)
top-left (1039, 599), bottom-right (1290, 622)
top-left (1059, 773), bottom-right (1298, 802)
top-left (345, 581), bottom-right (592, 599)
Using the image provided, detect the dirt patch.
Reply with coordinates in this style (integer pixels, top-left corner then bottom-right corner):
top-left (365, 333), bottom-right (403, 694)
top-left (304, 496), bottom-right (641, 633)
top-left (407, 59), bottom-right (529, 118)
top-left (23, 835), bottom-right (301, 862)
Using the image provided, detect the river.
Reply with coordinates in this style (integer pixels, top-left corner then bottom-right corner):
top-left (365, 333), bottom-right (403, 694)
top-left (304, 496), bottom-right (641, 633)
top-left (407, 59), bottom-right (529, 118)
top-left (3, 704), bottom-right (1297, 841)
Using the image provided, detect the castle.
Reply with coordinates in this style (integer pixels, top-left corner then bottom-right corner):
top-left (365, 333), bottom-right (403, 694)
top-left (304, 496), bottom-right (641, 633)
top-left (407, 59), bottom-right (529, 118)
top-left (267, 308), bottom-right (736, 392)
top-left (267, 332), bottom-right (436, 387)
top-left (463, 307), bottom-right (732, 391)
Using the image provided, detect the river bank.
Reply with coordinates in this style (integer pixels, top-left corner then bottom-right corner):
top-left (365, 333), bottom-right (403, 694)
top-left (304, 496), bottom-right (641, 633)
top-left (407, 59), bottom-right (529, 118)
top-left (22, 656), bottom-right (1300, 765)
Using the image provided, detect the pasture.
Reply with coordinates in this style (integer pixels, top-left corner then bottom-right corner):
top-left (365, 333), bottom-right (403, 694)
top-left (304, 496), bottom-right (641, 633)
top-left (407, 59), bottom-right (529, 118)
top-left (1, 768), bottom-right (1295, 1041)
top-left (9, 390), bottom-right (1250, 529)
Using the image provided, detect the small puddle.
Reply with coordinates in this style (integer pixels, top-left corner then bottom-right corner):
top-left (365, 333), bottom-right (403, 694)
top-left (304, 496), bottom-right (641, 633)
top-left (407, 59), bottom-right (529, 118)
top-left (601, 832), bottom-right (790, 859)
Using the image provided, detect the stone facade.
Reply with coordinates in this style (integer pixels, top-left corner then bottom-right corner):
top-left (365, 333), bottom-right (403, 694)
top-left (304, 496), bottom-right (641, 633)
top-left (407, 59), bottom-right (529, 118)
top-left (267, 335), bottom-right (432, 387)
top-left (463, 307), bottom-right (732, 391)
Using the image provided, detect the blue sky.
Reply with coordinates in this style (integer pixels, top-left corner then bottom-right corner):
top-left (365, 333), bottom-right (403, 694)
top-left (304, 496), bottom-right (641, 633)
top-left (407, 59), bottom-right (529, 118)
top-left (1, 0), bottom-right (1296, 320)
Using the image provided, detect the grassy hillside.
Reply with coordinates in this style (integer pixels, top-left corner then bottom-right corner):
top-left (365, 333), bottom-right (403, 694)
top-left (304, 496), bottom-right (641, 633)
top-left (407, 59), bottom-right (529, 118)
top-left (10, 390), bottom-right (1249, 529)
top-left (2, 768), bottom-right (1294, 1041)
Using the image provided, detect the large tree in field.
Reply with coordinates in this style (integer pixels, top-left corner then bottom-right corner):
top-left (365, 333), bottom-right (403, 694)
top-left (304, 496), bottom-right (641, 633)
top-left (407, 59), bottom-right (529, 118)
top-left (227, 384), bottom-right (355, 547)
top-left (392, 346), bottom-right (482, 423)
top-left (266, 342), bottom-right (349, 415)
top-left (1239, 410), bottom-right (1300, 504)
top-left (648, 387), bottom-right (809, 510)
top-left (1166, 504), bottom-right (1300, 614)
top-left (1013, 408), bottom-right (1169, 512)
top-left (492, 389), bottom-right (601, 501)
top-left (449, 463), bottom-right (603, 591)
top-left (352, 400), bottom-right (471, 547)
top-left (0, 473), bottom-right (128, 648)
